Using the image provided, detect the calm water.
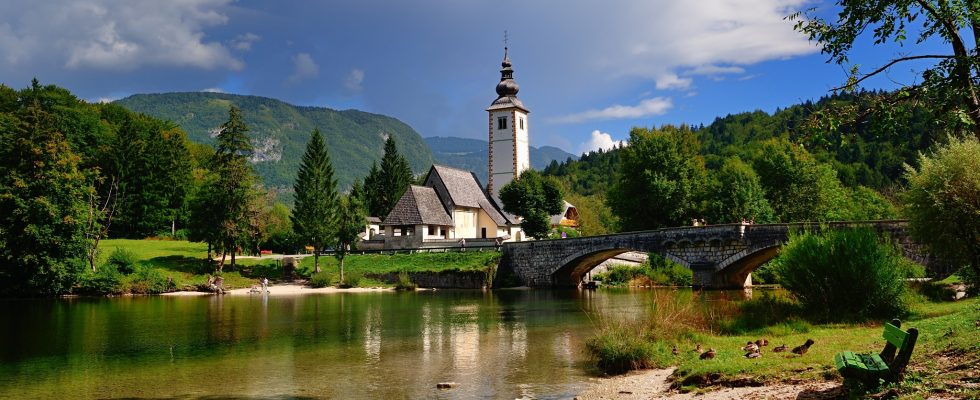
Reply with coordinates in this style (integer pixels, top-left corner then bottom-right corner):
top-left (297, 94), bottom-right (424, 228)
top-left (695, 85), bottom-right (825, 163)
top-left (0, 288), bottom-right (751, 399)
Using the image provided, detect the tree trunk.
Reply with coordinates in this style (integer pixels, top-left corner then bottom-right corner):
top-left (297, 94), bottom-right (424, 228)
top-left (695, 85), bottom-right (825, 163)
top-left (218, 251), bottom-right (226, 274)
top-left (231, 243), bottom-right (236, 270)
top-left (314, 250), bottom-right (320, 274)
top-left (340, 256), bottom-right (345, 285)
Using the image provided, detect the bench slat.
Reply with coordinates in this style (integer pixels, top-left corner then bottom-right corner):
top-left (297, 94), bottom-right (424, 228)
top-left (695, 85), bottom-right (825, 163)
top-left (882, 323), bottom-right (908, 348)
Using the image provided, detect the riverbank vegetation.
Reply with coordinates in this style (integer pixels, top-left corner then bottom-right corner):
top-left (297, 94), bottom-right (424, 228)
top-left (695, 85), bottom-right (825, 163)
top-left (592, 254), bottom-right (693, 287)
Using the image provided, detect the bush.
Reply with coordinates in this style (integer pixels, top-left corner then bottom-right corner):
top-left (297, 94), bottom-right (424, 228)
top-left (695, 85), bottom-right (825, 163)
top-left (126, 266), bottom-right (172, 294)
top-left (592, 255), bottom-right (692, 286)
top-left (76, 266), bottom-right (124, 295)
top-left (585, 320), bottom-right (658, 374)
top-left (309, 272), bottom-right (333, 288)
top-left (106, 247), bottom-right (139, 275)
top-left (394, 271), bottom-right (417, 290)
top-left (774, 228), bottom-right (909, 321)
top-left (340, 271), bottom-right (363, 288)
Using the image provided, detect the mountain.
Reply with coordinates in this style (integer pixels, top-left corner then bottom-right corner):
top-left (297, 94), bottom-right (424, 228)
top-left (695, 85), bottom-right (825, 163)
top-left (115, 92), bottom-right (433, 192)
top-left (425, 136), bottom-right (578, 180)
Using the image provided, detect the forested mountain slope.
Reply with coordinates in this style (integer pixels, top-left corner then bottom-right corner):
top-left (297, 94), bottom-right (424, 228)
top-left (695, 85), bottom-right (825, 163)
top-left (116, 92), bottom-right (433, 191)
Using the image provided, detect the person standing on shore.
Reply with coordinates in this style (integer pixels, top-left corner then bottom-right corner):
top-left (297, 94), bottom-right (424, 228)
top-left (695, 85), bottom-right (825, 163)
top-left (261, 277), bottom-right (268, 293)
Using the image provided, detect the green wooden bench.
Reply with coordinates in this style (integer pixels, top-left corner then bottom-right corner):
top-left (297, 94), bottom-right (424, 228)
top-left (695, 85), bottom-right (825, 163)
top-left (834, 319), bottom-right (919, 389)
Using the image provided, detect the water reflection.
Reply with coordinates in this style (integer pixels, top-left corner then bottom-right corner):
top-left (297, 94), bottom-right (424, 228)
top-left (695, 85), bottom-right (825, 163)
top-left (0, 288), bottom-right (756, 399)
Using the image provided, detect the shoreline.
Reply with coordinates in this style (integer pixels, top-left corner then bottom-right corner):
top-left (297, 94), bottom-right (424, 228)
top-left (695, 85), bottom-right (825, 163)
top-left (161, 283), bottom-right (422, 297)
top-left (574, 368), bottom-right (842, 399)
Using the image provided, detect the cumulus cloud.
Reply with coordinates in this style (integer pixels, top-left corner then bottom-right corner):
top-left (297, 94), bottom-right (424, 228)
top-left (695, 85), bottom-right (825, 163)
top-left (579, 130), bottom-right (625, 154)
top-left (655, 73), bottom-right (692, 90)
top-left (201, 87), bottom-right (225, 93)
top-left (288, 53), bottom-right (319, 83)
top-left (550, 97), bottom-right (673, 124)
top-left (0, 0), bottom-right (242, 71)
top-left (345, 68), bottom-right (365, 92)
top-left (230, 33), bottom-right (260, 51)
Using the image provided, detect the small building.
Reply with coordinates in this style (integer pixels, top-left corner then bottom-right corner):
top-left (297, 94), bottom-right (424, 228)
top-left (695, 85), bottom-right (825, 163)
top-left (550, 201), bottom-right (579, 229)
top-left (379, 164), bottom-right (524, 249)
top-left (362, 216), bottom-right (382, 240)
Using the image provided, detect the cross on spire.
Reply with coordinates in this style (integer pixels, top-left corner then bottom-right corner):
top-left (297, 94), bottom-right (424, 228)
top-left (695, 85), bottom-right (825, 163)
top-left (503, 30), bottom-right (509, 48)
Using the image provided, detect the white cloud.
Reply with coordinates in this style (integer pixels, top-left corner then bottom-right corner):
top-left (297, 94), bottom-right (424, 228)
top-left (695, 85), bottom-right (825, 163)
top-left (90, 96), bottom-right (117, 104)
top-left (655, 73), bottom-right (692, 90)
top-left (687, 65), bottom-right (746, 76)
top-left (345, 68), bottom-right (364, 92)
top-left (230, 33), bottom-right (260, 51)
top-left (550, 97), bottom-right (673, 124)
top-left (0, 0), bottom-right (242, 71)
top-left (288, 53), bottom-right (319, 83)
top-left (579, 130), bottom-right (624, 154)
top-left (201, 87), bottom-right (225, 93)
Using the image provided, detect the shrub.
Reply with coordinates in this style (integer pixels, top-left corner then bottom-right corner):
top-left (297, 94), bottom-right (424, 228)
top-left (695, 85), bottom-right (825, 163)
top-left (76, 266), bottom-right (124, 295)
top-left (126, 266), bottom-right (171, 294)
top-left (309, 272), bottom-right (333, 288)
top-left (592, 255), bottom-right (692, 286)
top-left (648, 254), bottom-right (692, 286)
top-left (774, 228), bottom-right (909, 321)
top-left (106, 247), bottom-right (139, 275)
top-left (394, 271), bottom-right (417, 290)
top-left (342, 271), bottom-right (363, 288)
top-left (585, 319), bottom-right (658, 374)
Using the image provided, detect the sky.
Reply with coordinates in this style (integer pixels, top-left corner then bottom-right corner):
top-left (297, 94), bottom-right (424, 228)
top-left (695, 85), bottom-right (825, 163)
top-left (0, 0), bottom-right (957, 156)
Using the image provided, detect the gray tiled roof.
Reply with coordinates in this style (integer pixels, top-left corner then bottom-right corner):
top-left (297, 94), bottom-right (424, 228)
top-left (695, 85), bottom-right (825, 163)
top-left (381, 185), bottom-right (453, 226)
top-left (486, 96), bottom-right (528, 112)
top-left (429, 165), bottom-right (511, 226)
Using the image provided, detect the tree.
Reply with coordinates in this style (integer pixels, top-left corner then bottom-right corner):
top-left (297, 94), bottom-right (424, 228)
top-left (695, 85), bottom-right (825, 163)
top-left (210, 106), bottom-right (256, 272)
top-left (704, 157), bottom-right (775, 224)
top-left (292, 129), bottom-right (338, 274)
top-left (751, 139), bottom-right (826, 222)
top-left (0, 96), bottom-right (90, 295)
top-left (499, 170), bottom-right (563, 239)
top-left (607, 126), bottom-right (706, 230)
top-left (364, 137), bottom-right (413, 218)
top-left (902, 136), bottom-right (980, 287)
top-left (335, 195), bottom-right (366, 284)
top-left (791, 1), bottom-right (980, 140)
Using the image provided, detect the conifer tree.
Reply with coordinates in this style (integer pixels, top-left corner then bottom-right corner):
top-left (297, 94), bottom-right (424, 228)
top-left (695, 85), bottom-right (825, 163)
top-left (366, 137), bottom-right (413, 219)
top-left (211, 106), bottom-right (255, 272)
top-left (292, 128), bottom-right (338, 273)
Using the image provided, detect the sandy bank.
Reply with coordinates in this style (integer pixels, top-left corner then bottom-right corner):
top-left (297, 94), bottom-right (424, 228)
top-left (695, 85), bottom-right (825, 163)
top-left (162, 284), bottom-right (407, 297)
top-left (575, 368), bottom-right (842, 400)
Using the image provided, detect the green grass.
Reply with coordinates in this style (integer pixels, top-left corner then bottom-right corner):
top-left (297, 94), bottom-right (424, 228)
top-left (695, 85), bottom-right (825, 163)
top-left (587, 297), bottom-right (979, 398)
top-left (96, 240), bottom-right (500, 291)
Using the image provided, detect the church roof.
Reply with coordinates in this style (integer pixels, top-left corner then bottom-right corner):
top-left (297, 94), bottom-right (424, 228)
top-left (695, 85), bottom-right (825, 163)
top-left (486, 47), bottom-right (529, 113)
top-left (381, 185), bottom-right (453, 226)
top-left (428, 165), bottom-right (512, 227)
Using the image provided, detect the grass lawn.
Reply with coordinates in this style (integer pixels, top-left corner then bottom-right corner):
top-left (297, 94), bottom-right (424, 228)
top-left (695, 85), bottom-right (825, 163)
top-left (590, 297), bottom-right (979, 398)
top-left (98, 239), bottom-right (501, 290)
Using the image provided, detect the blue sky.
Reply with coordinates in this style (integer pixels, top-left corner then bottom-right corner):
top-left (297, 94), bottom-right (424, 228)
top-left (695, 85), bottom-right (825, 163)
top-left (0, 0), bottom-right (957, 155)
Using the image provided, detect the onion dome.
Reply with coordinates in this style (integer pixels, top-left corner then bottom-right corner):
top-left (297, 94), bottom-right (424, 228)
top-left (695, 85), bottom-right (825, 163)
top-left (495, 47), bottom-right (520, 97)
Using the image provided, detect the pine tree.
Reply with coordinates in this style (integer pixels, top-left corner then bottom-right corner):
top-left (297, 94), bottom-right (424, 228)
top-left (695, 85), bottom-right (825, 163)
top-left (292, 128), bottom-right (338, 274)
top-left (211, 106), bottom-right (256, 273)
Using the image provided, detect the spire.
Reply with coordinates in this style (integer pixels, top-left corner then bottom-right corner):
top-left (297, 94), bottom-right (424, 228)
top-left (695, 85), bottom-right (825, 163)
top-left (495, 46), bottom-right (519, 98)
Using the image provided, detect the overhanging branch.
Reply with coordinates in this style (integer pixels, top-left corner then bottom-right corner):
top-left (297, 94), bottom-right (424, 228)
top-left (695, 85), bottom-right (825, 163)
top-left (833, 55), bottom-right (955, 91)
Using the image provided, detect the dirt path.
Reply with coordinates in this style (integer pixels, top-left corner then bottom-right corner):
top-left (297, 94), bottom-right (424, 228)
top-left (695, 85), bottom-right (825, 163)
top-left (575, 368), bottom-right (844, 400)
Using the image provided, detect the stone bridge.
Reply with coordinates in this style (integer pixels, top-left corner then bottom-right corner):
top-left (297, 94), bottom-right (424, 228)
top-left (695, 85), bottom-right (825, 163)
top-left (497, 220), bottom-right (951, 288)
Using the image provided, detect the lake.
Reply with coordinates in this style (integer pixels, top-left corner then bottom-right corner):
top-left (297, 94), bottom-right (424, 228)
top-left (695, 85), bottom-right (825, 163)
top-left (0, 288), bottom-right (752, 399)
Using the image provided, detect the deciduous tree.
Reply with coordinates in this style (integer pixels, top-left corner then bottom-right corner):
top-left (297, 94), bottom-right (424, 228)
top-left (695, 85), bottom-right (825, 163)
top-left (499, 170), bottom-right (563, 239)
top-left (335, 195), bottom-right (366, 284)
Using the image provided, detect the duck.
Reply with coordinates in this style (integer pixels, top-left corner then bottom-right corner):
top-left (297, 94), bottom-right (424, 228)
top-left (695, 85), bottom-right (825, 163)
top-left (672, 346), bottom-right (679, 356)
top-left (755, 338), bottom-right (769, 347)
top-left (772, 344), bottom-right (788, 352)
top-left (742, 341), bottom-right (760, 353)
top-left (745, 351), bottom-right (762, 359)
top-left (694, 344), bottom-right (703, 354)
top-left (699, 348), bottom-right (716, 360)
top-left (791, 339), bottom-right (815, 356)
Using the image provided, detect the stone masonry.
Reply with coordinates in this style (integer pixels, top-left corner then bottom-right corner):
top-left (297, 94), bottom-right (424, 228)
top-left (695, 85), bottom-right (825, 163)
top-left (498, 220), bottom-right (950, 288)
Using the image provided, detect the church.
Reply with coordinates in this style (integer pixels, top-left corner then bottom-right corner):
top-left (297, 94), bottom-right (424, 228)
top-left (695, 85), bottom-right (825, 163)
top-left (369, 47), bottom-right (533, 250)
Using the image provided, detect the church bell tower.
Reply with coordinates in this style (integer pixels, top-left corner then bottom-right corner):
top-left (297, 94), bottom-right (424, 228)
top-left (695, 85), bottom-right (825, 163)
top-left (486, 46), bottom-right (530, 195)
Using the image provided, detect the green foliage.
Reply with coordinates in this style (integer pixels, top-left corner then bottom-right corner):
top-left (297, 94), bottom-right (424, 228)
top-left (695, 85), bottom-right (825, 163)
top-left (308, 271), bottom-right (333, 288)
top-left (548, 225), bottom-right (580, 239)
top-left (0, 83), bottom-right (91, 295)
top-left (903, 136), bottom-right (980, 287)
top-left (394, 271), bottom-right (417, 291)
top-left (499, 169), bottom-right (564, 239)
top-left (563, 192), bottom-right (617, 236)
top-left (76, 265), bottom-right (125, 295)
top-left (593, 254), bottom-right (691, 286)
top-left (292, 128), bottom-right (338, 273)
top-left (335, 194), bottom-right (366, 282)
top-left (115, 92), bottom-right (433, 193)
top-left (608, 126), bottom-right (706, 230)
top-left (364, 137), bottom-right (413, 218)
top-left (340, 271), bottom-right (363, 289)
top-left (704, 156), bottom-right (775, 224)
top-left (774, 228), bottom-right (909, 321)
top-left (126, 265), bottom-right (172, 294)
top-left (106, 247), bottom-right (139, 275)
top-left (585, 321), bottom-right (659, 374)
